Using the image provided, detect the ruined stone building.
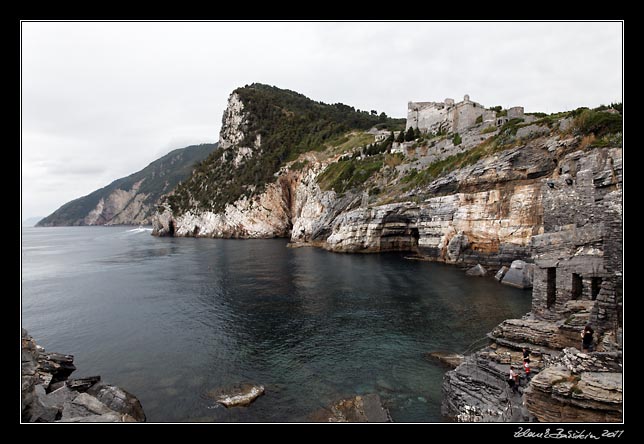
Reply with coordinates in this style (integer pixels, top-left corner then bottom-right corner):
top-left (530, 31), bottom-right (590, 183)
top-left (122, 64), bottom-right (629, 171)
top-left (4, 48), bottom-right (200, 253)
top-left (406, 95), bottom-right (525, 134)
top-left (442, 145), bottom-right (623, 423)
top-left (530, 147), bottom-right (623, 346)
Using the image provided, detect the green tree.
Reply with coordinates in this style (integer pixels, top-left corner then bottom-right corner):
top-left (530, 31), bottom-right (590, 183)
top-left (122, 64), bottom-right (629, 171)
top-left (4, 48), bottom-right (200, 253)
top-left (396, 130), bottom-right (405, 143)
top-left (414, 127), bottom-right (422, 138)
top-left (404, 127), bottom-right (416, 142)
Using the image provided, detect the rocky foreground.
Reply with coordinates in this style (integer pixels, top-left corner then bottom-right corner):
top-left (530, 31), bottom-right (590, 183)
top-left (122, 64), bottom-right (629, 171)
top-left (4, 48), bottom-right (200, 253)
top-left (21, 329), bottom-right (145, 422)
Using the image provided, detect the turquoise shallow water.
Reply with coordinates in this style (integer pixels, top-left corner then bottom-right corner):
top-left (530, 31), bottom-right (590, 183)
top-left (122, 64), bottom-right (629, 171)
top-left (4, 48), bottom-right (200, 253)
top-left (21, 226), bottom-right (531, 422)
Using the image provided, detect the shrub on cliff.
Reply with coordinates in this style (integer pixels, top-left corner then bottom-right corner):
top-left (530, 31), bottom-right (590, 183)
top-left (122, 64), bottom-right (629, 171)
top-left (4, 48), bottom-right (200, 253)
top-left (574, 108), bottom-right (622, 137)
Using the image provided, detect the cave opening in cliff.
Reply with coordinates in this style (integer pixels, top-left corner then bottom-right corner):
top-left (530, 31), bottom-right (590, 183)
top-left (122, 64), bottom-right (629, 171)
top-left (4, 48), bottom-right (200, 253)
top-left (571, 273), bottom-right (583, 300)
top-left (168, 220), bottom-right (175, 237)
top-left (411, 227), bottom-right (420, 246)
top-left (546, 268), bottom-right (556, 308)
top-left (591, 277), bottom-right (602, 300)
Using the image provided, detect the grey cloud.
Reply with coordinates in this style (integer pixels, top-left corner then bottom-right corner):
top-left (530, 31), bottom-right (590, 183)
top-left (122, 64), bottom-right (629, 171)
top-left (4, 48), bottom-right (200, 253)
top-left (21, 21), bottom-right (622, 219)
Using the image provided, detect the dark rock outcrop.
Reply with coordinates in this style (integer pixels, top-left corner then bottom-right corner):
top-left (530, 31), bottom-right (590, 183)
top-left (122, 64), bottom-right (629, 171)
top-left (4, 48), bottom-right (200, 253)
top-left (21, 329), bottom-right (145, 422)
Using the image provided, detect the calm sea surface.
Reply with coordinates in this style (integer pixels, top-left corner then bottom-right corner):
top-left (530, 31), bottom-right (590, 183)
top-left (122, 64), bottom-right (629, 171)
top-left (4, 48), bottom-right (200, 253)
top-left (21, 226), bottom-right (531, 422)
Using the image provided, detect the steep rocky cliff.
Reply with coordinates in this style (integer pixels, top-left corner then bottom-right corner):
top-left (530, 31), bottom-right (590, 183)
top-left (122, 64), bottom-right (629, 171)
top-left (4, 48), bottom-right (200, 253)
top-left (151, 86), bottom-right (622, 423)
top-left (441, 145), bottom-right (622, 422)
top-left (153, 85), bottom-right (620, 269)
top-left (37, 143), bottom-right (217, 226)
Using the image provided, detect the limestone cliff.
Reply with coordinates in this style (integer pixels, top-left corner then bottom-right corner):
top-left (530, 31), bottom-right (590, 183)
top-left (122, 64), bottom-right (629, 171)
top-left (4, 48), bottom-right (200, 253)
top-left (154, 86), bottom-right (617, 272)
top-left (37, 143), bottom-right (217, 226)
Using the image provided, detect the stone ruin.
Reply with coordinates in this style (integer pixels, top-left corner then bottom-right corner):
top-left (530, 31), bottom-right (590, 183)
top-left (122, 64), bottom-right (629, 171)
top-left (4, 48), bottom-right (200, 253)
top-left (406, 94), bottom-right (525, 135)
top-left (441, 146), bottom-right (623, 422)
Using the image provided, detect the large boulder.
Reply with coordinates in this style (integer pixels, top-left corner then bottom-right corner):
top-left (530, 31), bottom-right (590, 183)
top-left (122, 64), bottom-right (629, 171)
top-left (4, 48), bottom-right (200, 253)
top-left (501, 260), bottom-right (534, 289)
top-left (87, 382), bottom-right (146, 421)
top-left (494, 266), bottom-right (508, 281)
top-left (59, 393), bottom-right (138, 422)
top-left (466, 264), bottom-right (487, 277)
top-left (447, 233), bottom-right (469, 263)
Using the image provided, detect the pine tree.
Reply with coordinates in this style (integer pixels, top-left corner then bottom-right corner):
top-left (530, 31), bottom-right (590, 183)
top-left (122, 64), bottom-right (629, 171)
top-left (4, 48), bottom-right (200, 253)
top-left (396, 130), bottom-right (405, 143)
top-left (404, 127), bottom-right (416, 142)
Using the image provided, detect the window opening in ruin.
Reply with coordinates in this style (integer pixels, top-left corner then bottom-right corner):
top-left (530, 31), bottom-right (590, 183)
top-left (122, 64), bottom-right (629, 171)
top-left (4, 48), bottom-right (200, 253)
top-left (547, 268), bottom-right (556, 308)
top-left (571, 273), bottom-right (583, 300)
top-left (591, 277), bottom-right (602, 301)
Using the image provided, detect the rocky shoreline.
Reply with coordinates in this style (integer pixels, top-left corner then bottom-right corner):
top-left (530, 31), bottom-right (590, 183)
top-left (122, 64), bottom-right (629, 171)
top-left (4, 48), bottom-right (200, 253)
top-left (440, 142), bottom-right (622, 422)
top-left (21, 329), bottom-right (146, 422)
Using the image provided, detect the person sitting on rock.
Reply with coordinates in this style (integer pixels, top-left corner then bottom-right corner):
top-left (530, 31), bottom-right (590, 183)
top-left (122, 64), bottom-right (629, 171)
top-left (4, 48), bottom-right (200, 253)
top-left (522, 347), bottom-right (531, 364)
top-left (581, 324), bottom-right (594, 352)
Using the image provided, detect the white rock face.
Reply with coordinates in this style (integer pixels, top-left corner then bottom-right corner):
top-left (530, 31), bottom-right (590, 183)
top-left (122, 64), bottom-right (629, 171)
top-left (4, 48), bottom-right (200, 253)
top-left (219, 93), bottom-right (246, 150)
top-left (154, 143), bottom-right (546, 264)
top-left (84, 179), bottom-right (151, 225)
top-left (158, 170), bottom-right (301, 238)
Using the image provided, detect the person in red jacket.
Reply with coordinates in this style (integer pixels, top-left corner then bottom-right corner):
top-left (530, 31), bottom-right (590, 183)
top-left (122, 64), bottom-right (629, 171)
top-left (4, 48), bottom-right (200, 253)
top-left (523, 360), bottom-right (531, 380)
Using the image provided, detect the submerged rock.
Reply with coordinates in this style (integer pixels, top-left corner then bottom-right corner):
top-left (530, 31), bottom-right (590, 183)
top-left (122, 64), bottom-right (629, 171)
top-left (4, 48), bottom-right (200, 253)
top-left (309, 394), bottom-right (392, 422)
top-left (425, 351), bottom-right (465, 369)
top-left (207, 383), bottom-right (265, 408)
top-left (466, 264), bottom-right (487, 277)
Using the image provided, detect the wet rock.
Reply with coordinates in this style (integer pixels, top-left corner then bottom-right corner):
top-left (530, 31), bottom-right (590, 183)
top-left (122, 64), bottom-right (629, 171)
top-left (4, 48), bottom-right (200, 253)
top-left (206, 383), bottom-right (265, 408)
top-left (426, 351), bottom-right (465, 368)
top-left (494, 266), bottom-right (508, 281)
top-left (309, 394), bottom-right (391, 422)
top-left (465, 264), bottom-right (487, 277)
top-left (87, 382), bottom-right (147, 421)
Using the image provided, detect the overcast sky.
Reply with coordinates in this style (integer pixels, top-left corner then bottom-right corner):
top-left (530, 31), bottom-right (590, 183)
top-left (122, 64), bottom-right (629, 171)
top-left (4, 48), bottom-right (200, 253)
top-left (21, 21), bottom-right (622, 219)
